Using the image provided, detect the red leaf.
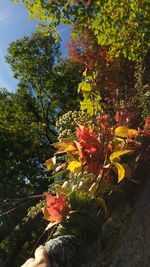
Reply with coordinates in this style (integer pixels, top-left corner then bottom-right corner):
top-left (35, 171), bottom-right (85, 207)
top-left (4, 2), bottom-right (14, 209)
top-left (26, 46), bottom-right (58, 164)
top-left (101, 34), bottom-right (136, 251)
top-left (76, 125), bottom-right (104, 174)
top-left (115, 112), bottom-right (121, 123)
top-left (144, 116), bottom-right (150, 132)
top-left (43, 193), bottom-right (70, 222)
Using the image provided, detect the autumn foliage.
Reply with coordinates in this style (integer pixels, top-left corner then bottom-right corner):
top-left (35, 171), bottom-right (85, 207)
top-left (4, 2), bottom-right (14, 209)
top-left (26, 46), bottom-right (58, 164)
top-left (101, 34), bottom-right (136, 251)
top-left (67, 30), bottom-right (110, 70)
top-left (43, 193), bottom-right (70, 222)
top-left (67, 30), bottom-right (136, 106)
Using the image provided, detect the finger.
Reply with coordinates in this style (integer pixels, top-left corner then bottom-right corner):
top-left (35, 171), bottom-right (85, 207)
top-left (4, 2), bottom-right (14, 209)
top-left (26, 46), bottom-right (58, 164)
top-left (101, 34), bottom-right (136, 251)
top-left (21, 258), bottom-right (35, 267)
top-left (34, 246), bottom-right (50, 265)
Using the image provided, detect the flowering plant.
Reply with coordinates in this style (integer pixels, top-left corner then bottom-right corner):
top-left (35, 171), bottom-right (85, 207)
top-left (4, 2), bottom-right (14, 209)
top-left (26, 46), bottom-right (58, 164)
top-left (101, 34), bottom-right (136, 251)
top-left (42, 73), bottom-right (150, 244)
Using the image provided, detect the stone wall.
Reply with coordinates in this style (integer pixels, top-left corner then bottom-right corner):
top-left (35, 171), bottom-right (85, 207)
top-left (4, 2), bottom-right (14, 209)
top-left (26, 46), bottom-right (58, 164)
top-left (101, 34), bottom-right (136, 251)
top-left (81, 176), bottom-right (150, 267)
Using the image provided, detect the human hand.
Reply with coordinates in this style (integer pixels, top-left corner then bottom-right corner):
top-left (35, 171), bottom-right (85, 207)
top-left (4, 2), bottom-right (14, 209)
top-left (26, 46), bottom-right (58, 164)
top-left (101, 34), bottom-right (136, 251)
top-left (21, 246), bottom-right (51, 267)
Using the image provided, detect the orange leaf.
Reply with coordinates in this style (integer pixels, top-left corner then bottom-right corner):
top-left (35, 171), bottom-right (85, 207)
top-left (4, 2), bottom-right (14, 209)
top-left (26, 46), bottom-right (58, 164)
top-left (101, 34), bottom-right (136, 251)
top-left (52, 140), bottom-right (77, 154)
top-left (128, 129), bottom-right (138, 138)
top-left (42, 193), bottom-right (70, 222)
top-left (45, 156), bottom-right (56, 170)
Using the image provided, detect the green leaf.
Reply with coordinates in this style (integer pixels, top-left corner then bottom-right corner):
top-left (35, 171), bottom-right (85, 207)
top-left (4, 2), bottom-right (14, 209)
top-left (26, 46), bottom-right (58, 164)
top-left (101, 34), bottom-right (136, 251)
top-left (78, 81), bottom-right (91, 93)
top-left (80, 98), bottom-right (94, 115)
top-left (50, 171), bottom-right (64, 179)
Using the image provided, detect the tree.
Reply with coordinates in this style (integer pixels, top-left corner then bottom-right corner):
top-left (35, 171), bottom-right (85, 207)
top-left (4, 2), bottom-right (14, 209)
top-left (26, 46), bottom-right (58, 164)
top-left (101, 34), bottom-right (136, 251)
top-left (0, 31), bottom-right (82, 265)
top-left (13, 0), bottom-right (150, 61)
top-left (6, 31), bottom-right (81, 142)
top-left (13, 1), bottom-right (150, 117)
top-left (67, 29), bottom-right (109, 70)
top-left (0, 87), bottom-right (51, 266)
top-left (67, 29), bottom-right (136, 109)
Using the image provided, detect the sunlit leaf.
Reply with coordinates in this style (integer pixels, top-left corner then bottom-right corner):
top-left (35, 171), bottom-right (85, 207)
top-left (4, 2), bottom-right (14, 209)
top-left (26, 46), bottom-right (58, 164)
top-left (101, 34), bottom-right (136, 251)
top-left (80, 98), bottom-right (94, 115)
top-left (78, 81), bottom-right (91, 93)
top-left (115, 126), bottom-right (129, 137)
top-left (45, 156), bottom-right (56, 170)
top-left (115, 126), bottom-right (138, 138)
top-left (42, 193), bottom-right (70, 222)
top-left (67, 160), bottom-right (82, 172)
top-left (128, 129), bottom-right (138, 137)
top-left (53, 140), bottom-right (77, 154)
top-left (110, 150), bottom-right (134, 162)
top-left (113, 162), bottom-right (125, 182)
top-left (83, 69), bottom-right (87, 77)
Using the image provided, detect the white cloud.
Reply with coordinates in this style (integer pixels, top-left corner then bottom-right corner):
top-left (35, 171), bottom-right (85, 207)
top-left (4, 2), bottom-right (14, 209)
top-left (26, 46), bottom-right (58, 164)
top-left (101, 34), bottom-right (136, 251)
top-left (0, 9), bottom-right (14, 22)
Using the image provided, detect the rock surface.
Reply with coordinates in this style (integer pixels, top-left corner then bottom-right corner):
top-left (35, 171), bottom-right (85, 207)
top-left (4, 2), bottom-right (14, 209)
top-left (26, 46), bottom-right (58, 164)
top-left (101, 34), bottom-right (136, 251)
top-left (111, 178), bottom-right (150, 267)
top-left (81, 177), bottom-right (150, 267)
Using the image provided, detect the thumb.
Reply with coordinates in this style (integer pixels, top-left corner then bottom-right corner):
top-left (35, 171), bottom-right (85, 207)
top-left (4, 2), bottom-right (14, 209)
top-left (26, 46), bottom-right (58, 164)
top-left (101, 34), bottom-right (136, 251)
top-left (34, 246), bottom-right (51, 266)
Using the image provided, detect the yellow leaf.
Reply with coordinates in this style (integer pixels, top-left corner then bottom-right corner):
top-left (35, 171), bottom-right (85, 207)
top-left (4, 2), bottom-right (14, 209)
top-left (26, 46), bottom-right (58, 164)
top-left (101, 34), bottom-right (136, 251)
top-left (45, 156), bottom-right (56, 170)
top-left (64, 144), bottom-right (77, 153)
top-left (115, 126), bottom-right (128, 137)
top-left (53, 140), bottom-right (77, 154)
top-left (110, 150), bottom-right (134, 162)
top-left (113, 162), bottom-right (125, 182)
top-left (67, 160), bottom-right (82, 172)
top-left (128, 129), bottom-right (138, 137)
top-left (115, 126), bottom-right (138, 138)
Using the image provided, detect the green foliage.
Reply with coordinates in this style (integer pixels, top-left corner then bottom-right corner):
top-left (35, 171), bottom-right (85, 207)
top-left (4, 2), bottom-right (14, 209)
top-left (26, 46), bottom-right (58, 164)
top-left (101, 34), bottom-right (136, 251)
top-left (6, 31), bottom-right (60, 82)
top-left (69, 191), bottom-right (94, 211)
top-left (78, 71), bottom-right (102, 116)
top-left (12, 0), bottom-right (93, 27)
top-left (6, 32), bottom-right (82, 141)
top-left (0, 32), bottom-right (81, 265)
top-left (13, 0), bottom-right (150, 61)
top-left (91, 0), bottom-right (150, 60)
top-left (54, 191), bottom-right (101, 244)
top-left (4, 1), bottom-right (150, 264)
top-left (0, 87), bottom-right (49, 264)
top-left (0, 88), bottom-right (50, 198)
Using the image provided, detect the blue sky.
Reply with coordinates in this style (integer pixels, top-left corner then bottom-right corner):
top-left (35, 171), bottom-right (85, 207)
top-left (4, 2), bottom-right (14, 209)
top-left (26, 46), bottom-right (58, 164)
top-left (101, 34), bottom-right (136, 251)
top-left (0, 0), bottom-right (71, 92)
